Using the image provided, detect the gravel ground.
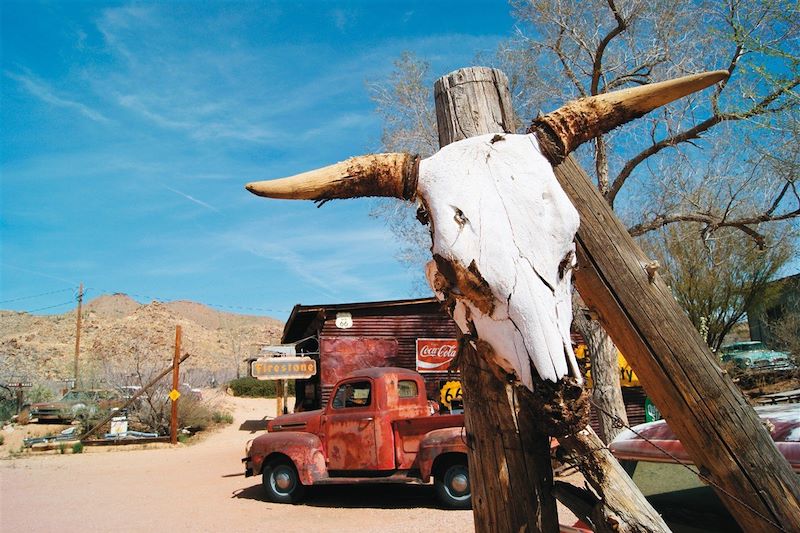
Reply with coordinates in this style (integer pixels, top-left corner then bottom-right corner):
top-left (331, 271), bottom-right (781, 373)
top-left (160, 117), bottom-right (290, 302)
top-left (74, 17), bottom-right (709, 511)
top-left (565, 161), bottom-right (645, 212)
top-left (1, 394), bottom-right (580, 532)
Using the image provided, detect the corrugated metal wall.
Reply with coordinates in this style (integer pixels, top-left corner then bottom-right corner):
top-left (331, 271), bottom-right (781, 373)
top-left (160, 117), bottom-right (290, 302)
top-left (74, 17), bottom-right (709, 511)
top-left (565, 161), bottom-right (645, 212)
top-left (318, 304), bottom-right (460, 405)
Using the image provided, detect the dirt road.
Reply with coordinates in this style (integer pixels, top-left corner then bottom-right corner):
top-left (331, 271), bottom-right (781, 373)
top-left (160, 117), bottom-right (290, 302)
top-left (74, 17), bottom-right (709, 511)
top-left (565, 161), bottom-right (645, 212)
top-left (1, 394), bottom-right (479, 532)
top-left (1, 394), bottom-right (578, 532)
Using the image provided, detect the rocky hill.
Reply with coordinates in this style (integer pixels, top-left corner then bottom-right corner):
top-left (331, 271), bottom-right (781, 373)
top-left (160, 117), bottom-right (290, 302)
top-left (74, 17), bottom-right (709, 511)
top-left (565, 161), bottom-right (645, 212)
top-left (0, 294), bottom-right (284, 387)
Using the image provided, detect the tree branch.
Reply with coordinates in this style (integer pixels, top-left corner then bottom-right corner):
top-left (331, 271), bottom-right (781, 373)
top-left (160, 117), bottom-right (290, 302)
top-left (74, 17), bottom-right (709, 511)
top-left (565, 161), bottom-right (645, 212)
top-left (607, 76), bottom-right (800, 205)
top-left (591, 0), bottom-right (627, 96)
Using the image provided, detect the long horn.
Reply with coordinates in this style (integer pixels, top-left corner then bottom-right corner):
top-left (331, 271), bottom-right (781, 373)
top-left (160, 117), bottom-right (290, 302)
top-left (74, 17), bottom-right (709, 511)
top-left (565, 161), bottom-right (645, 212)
top-left (246, 153), bottom-right (419, 202)
top-left (529, 70), bottom-right (729, 164)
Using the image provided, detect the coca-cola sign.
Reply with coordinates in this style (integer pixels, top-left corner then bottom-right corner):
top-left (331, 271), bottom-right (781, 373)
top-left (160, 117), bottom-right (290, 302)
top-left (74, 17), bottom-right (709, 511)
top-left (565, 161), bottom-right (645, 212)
top-left (416, 338), bottom-right (459, 373)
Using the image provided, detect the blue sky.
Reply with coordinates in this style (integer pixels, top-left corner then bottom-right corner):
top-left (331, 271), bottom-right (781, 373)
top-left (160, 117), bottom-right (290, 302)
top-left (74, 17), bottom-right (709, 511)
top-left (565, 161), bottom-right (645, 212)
top-left (1, 1), bottom-right (516, 319)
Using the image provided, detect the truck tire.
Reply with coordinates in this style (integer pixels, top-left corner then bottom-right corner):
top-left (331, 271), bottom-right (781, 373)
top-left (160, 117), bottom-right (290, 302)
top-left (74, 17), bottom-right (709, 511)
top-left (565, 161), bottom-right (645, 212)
top-left (262, 459), bottom-right (306, 504)
top-left (435, 460), bottom-right (471, 509)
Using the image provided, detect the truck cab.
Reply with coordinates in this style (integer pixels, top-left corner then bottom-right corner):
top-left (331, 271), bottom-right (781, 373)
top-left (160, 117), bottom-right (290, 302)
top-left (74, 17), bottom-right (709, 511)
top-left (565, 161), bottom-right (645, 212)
top-left (244, 367), bottom-right (470, 508)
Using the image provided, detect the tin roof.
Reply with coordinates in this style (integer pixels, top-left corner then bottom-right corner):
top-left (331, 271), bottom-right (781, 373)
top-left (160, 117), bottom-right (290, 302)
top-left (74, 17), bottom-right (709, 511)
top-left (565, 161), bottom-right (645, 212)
top-left (281, 297), bottom-right (442, 343)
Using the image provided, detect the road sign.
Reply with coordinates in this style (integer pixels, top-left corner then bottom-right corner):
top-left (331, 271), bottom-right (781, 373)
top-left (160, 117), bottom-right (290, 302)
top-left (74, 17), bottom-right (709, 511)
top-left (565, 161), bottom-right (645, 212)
top-left (168, 389), bottom-right (181, 402)
top-left (250, 356), bottom-right (317, 380)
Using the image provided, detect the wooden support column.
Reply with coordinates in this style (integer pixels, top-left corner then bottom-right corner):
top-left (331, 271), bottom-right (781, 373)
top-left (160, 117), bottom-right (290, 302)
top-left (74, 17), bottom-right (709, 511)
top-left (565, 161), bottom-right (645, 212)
top-left (551, 154), bottom-right (800, 531)
top-left (434, 67), bottom-right (558, 533)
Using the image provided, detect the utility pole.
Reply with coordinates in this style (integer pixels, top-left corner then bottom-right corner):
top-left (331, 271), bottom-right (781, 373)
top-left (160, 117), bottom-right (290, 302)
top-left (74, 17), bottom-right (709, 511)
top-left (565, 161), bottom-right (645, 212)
top-left (73, 282), bottom-right (83, 388)
top-left (170, 325), bottom-right (182, 445)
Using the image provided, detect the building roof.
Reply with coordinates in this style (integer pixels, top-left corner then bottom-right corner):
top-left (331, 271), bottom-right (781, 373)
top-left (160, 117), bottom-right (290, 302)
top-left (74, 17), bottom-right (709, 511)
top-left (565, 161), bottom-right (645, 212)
top-left (281, 297), bottom-right (442, 343)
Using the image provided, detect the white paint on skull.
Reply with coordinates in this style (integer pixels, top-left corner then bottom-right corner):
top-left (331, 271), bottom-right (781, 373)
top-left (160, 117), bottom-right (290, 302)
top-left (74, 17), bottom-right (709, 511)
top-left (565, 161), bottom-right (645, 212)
top-left (419, 133), bottom-right (582, 388)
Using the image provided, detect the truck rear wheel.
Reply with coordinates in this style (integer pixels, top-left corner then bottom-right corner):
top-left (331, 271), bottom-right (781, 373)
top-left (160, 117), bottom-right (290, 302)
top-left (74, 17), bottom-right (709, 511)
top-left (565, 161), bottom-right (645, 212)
top-left (435, 460), bottom-right (471, 509)
top-left (262, 459), bottom-right (306, 504)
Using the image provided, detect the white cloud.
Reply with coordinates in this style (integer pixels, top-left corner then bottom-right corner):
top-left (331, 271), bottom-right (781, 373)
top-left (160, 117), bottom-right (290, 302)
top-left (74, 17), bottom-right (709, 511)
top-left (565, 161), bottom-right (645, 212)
top-left (5, 70), bottom-right (110, 123)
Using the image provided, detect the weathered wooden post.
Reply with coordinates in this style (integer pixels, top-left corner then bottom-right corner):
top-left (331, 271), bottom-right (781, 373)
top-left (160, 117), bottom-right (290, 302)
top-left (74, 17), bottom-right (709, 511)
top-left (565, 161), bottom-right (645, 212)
top-left (433, 67), bottom-right (559, 532)
top-left (433, 67), bottom-right (669, 533)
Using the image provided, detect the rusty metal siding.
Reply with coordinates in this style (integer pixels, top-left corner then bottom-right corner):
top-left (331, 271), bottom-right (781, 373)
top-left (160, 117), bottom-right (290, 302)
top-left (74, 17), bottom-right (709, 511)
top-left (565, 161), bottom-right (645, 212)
top-left (317, 305), bottom-right (459, 405)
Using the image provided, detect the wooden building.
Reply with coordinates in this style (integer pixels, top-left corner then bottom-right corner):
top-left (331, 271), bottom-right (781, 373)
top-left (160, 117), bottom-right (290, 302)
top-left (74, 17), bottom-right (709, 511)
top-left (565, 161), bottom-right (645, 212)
top-left (281, 298), bottom-right (460, 411)
top-left (280, 296), bottom-right (651, 428)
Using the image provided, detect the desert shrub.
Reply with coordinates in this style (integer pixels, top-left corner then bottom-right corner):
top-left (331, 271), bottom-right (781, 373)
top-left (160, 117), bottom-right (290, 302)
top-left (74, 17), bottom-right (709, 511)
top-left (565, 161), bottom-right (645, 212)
top-left (178, 395), bottom-right (215, 431)
top-left (212, 411), bottom-right (234, 424)
top-left (227, 378), bottom-right (295, 397)
top-left (72, 442), bottom-right (84, 454)
top-left (0, 434), bottom-right (5, 446)
top-left (59, 443), bottom-right (67, 454)
top-left (26, 384), bottom-right (55, 403)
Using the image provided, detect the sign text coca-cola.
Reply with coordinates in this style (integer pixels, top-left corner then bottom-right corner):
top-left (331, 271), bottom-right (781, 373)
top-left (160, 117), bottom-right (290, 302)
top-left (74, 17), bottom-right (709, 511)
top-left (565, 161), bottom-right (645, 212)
top-left (415, 338), bottom-right (459, 373)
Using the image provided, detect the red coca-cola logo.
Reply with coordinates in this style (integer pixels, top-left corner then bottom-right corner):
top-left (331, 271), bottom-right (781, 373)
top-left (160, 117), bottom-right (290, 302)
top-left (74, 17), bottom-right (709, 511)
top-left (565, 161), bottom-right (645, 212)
top-left (416, 339), bottom-right (459, 372)
top-left (419, 344), bottom-right (458, 359)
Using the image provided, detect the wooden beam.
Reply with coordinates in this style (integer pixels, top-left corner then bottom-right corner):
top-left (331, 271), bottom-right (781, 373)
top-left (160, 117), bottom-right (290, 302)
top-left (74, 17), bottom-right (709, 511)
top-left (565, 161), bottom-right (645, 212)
top-left (553, 154), bottom-right (800, 531)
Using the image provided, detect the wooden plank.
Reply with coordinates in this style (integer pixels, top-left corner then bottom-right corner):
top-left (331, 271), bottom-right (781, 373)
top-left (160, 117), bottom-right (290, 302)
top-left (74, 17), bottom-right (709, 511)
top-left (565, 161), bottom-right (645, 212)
top-left (553, 154), bottom-right (800, 531)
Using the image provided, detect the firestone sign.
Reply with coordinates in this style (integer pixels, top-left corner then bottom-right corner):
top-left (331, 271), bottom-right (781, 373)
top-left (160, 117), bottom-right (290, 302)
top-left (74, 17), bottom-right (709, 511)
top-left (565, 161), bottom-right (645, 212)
top-left (415, 338), bottom-right (459, 373)
top-left (251, 356), bottom-right (317, 380)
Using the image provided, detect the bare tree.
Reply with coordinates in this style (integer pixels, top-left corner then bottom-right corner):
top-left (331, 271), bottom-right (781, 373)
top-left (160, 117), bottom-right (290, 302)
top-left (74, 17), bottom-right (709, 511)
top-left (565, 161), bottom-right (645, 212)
top-left (642, 223), bottom-right (794, 351)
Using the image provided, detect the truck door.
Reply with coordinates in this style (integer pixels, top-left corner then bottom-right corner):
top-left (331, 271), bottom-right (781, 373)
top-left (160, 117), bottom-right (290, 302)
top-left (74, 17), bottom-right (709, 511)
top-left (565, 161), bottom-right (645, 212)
top-left (322, 379), bottom-right (378, 471)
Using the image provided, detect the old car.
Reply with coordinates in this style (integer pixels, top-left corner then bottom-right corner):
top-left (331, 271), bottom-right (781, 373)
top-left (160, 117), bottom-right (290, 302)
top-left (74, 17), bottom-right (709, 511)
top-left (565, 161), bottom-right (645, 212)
top-left (609, 404), bottom-right (799, 531)
top-left (29, 389), bottom-right (124, 423)
top-left (244, 367), bottom-right (471, 508)
top-left (720, 340), bottom-right (794, 371)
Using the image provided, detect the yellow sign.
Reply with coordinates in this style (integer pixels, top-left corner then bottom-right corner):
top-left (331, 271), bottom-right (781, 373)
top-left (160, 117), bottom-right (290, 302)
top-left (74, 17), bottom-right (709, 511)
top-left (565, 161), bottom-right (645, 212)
top-left (575, 344), bottom-right (640, 388)
top-left (169, 389), bottom-right (181, 402)
top-left (440, 380), bottom-right (463, 410)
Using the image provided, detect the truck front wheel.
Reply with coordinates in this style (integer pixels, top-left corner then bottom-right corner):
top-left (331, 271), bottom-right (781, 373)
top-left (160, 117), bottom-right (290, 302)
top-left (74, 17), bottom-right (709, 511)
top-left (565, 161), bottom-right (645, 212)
top-left (262, 459), bottom-right (306, 504)
top-left (435, 460), bottom-right (471, 509)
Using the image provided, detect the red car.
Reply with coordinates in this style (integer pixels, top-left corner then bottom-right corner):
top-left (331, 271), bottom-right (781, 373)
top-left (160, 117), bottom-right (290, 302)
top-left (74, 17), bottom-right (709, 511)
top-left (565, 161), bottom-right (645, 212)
top-left (609, 404), bottom-right (799, 531)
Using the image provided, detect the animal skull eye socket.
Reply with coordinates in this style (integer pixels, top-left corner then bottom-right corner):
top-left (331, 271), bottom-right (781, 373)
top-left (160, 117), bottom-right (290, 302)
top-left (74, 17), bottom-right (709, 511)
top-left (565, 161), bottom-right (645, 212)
top-left (453, 207), bottom-right (468, 227)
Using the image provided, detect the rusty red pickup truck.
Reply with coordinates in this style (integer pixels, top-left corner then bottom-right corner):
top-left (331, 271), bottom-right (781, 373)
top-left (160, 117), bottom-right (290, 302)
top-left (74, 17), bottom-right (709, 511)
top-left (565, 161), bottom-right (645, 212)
top-left (243, 367), bottom-right (471, 508)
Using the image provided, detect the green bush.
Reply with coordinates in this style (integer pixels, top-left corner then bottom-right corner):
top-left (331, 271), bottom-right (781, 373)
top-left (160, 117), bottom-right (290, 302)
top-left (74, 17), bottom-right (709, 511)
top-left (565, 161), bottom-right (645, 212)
top-left (227, 378), bottom-right (295, 398)
top-left (72, 442), bottom-right (84, 454)
top-left (59, 443), bottom-right (67, 454)
top-left (212, 411), bottom-right (234, 424)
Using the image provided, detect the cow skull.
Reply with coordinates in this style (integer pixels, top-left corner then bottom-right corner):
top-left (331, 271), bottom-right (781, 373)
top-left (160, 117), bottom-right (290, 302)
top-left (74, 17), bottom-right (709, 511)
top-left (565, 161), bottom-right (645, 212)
top-left (246, 71), bottom-right (726, 392)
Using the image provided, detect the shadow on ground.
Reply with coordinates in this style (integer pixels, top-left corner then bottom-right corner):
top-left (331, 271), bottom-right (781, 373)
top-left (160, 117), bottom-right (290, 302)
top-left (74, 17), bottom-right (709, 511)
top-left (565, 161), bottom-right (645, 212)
top-left (239, 419), bottom-right (267, 433)
top-left (232, 481), bottom-right (442, 510)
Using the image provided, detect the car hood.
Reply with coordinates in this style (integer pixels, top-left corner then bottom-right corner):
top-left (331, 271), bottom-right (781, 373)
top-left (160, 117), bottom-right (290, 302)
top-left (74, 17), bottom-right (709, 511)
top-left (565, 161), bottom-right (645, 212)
top-left (30, 401), bottom-right (70, 410)
top-left (267, 409), bottom-right (322, 432)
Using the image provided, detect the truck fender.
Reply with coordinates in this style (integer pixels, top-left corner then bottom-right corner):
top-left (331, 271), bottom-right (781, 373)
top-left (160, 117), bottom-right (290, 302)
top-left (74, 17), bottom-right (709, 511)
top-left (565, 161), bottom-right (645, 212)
top-left (417, 427), bottom-right (469, 482)
top-left (250, 431), bottom-right (328, 485)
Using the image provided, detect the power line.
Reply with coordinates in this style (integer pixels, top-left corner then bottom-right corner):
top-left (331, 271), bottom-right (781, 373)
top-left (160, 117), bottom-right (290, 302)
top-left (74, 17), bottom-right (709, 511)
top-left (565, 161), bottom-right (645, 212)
top-left (0, 287), bottom-right (76, 304)
top-left (24, 300), bottom-right (76, 313)
top-left (83, 287), bottom-right (291, 315)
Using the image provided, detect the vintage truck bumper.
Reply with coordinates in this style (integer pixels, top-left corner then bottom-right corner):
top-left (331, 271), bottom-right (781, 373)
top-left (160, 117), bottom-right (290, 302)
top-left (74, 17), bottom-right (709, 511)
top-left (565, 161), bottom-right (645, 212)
top-left (242, 457), bottom-right (254, 477)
